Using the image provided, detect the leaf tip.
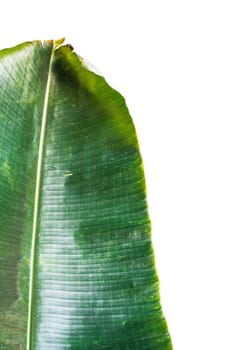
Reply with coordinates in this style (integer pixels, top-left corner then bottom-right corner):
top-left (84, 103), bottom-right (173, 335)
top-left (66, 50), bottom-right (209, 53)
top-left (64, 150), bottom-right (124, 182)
top-left (39, 38), bottom-right (66, 50)
top-left (54, 38), bottom-right (65, 49)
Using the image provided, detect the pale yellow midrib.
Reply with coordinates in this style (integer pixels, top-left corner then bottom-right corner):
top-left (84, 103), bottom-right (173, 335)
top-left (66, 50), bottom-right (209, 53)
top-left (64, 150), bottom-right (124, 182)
top-left (26, 42), bottom-right (55, 350)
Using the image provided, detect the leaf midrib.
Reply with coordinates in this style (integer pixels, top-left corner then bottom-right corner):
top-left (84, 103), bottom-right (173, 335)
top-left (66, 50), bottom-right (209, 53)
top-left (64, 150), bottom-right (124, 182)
top-left (26, 41), bottom-right (55, 350)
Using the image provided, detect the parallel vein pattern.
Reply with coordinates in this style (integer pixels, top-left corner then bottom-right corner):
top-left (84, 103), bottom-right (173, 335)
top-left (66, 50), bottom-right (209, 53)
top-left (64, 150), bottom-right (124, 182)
top-left (0, 41), bottom-right (172, 349)
top-left (0, 42), bottom-right (52, 349)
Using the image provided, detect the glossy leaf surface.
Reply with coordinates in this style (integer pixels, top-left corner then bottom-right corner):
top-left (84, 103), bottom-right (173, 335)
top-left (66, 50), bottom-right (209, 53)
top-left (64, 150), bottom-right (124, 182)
top-left (0, 40), bottom-right (172, 349)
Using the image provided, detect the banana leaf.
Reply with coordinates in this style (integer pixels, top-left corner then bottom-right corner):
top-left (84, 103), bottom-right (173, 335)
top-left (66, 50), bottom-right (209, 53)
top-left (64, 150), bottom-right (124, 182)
top-left (0, 39), bottom-right (172, 349)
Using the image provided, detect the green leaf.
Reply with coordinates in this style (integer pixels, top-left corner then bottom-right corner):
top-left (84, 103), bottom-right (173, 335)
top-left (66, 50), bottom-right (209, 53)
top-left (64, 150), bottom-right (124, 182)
top-left (0, 39), bottom-right (172, 349)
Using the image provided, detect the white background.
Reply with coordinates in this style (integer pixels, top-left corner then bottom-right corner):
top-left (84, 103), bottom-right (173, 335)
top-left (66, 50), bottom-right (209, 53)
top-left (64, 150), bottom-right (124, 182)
top-left (1, 1), bottom-right (233, 349)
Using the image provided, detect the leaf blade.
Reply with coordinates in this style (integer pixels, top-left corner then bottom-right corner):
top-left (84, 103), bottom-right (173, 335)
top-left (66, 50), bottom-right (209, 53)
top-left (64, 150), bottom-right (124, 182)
top-left (0, 41), bottom-right (172, 349)
top-left (0, 40), bottom-right (53, 348)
